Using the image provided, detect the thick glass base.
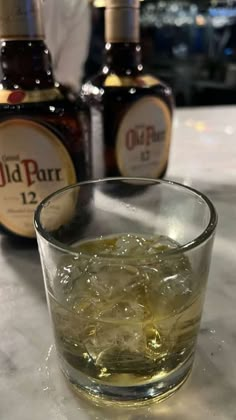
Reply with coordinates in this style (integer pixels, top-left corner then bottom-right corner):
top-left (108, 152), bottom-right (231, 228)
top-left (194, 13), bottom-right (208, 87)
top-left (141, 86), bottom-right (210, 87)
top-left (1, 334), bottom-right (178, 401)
top-left (59, 354), bottom-right (194, 407)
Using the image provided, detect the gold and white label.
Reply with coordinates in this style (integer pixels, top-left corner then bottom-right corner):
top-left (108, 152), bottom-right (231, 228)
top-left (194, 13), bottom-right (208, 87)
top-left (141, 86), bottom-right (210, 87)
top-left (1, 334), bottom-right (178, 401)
top-left (116, 97), bottom-right (172, 178)
top-left (0, 119), bottom-right (76, 238)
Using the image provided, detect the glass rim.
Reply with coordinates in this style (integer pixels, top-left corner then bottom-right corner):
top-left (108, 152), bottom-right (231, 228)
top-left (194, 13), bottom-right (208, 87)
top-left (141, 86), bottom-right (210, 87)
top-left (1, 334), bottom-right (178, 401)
top-left (34, 177), bottom-right (218, 257)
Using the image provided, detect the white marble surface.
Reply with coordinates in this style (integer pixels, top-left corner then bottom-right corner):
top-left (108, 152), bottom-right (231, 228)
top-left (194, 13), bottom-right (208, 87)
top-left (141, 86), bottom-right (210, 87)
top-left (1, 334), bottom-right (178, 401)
top-left (1, 106), bottom-right (236, 420)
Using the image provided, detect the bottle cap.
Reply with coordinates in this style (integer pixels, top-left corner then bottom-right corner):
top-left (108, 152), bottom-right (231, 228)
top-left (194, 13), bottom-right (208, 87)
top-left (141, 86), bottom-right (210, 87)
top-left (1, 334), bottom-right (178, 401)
top-left (0, 0), bottom-right (44, 40)
top-left (105, 0), bottom-right (140, 43)
top-left (106, 0), bottom-right (139, 8)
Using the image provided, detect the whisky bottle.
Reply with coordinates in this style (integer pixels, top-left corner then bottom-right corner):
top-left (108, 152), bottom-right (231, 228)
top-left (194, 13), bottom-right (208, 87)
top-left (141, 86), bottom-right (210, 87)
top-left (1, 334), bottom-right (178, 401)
top-left (82, 0), bottom-right (174, 180)
top-left (0, 0), bottom-right (90, 239)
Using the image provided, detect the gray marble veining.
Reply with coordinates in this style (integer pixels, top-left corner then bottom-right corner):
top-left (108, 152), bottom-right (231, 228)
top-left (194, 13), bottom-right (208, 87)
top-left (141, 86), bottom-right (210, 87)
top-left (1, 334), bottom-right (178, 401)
top-left (0, 106), bottom-right (236, 420)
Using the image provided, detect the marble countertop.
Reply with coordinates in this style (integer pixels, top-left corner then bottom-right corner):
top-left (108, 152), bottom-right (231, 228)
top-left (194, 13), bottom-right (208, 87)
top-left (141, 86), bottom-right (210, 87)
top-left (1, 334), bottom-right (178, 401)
top-left (1, 106), bottom-right (236, 420)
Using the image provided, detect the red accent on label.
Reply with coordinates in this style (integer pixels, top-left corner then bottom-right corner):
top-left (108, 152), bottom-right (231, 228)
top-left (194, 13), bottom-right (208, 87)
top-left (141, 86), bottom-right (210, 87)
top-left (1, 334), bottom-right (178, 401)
top-left (0, 159), bottom-right (64, 188)
top-left (125, 125), bottom-right (157, 151)
top-left (126, 129), bottom-right (136, 151)
top-left (8, 91), bottom-right (26, 104)
top-left (21, 159), bottom-right (38, 187)
top-left (136, 78), bottom-right (146, 87)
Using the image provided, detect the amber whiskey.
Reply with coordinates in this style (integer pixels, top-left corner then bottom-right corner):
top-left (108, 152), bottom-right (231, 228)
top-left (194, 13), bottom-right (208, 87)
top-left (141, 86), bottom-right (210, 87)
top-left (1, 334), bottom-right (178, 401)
top-left (0, 0), bottom-right (90, 239)
top-left (82, 0), bottom-right (174, 180)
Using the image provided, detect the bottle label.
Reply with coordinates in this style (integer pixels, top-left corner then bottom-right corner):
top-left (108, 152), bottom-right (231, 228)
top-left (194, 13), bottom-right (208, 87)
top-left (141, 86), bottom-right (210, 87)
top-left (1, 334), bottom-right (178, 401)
top-left (116, 97), bottom-right (172, 178)
top-left (0, 118), bottom-right (76, 238)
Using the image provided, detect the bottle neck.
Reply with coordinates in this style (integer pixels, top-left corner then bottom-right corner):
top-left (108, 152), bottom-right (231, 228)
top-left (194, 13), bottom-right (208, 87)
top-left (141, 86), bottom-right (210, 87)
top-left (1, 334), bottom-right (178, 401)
top-left (104, 2), bottom-right (141, 76)
top-left (104, 42), bottom-right (143, 76)
top-left (0, 40), bottom-right (55, 90)
top-left (0, 0), bottom-right (54, 90)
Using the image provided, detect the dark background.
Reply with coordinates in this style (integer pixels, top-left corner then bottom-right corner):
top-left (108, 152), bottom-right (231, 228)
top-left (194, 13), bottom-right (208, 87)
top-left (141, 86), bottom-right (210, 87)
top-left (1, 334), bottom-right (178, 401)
top-left (84, 0), bottom-right (236, 107)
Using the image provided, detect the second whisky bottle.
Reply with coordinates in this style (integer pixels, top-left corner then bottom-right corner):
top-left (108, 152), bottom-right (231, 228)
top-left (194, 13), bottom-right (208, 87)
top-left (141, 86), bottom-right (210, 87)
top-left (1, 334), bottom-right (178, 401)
top-left (82, 0), bottom-right (174, 180)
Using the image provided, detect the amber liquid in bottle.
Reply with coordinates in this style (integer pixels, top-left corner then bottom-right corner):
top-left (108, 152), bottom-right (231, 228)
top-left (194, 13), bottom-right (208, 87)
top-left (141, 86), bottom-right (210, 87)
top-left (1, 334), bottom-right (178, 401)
top-left (0, 0), bottom-right (90, 239)
top-left (82, 0), bottom-right (174, 181)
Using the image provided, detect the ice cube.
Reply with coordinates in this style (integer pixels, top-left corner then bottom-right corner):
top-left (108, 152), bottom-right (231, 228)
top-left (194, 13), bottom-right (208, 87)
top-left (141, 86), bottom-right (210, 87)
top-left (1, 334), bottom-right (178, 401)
top-left (99, 301), bottom-right (149, 322)
top-left (114, 234), bottom-right (149, 256)
top-left (85, 261), bottom-right (141, 298)
top-left (146, 253), bottom-right (194, 319)
top-left (147, 235), bottom-right (178, 254)
top-left (85, 320), bottom-right (146, 365)
top-left (53, 262), bottom-right (81, 301)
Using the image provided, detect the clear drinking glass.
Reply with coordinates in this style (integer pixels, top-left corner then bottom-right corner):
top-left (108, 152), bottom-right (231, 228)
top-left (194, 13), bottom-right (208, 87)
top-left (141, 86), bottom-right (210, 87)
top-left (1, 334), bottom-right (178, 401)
top-left (35, 178), bottom-right (217, 406)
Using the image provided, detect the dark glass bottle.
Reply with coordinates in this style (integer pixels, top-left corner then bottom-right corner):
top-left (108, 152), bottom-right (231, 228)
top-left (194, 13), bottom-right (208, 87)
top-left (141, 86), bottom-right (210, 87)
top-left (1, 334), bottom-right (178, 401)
top-left (82, 0), bottom-right (174, 180)
top-left (0, 0), bottom-right (90, 239)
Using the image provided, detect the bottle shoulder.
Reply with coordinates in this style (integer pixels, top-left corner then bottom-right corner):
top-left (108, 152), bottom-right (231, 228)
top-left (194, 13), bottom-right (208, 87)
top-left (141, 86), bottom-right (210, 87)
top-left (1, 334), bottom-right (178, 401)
top-left (82, 71), bottom-right (174, 112)
top-left (0, 86), bottom-right (88, 118)
top-left (84, 70), bottom-right (169, 89)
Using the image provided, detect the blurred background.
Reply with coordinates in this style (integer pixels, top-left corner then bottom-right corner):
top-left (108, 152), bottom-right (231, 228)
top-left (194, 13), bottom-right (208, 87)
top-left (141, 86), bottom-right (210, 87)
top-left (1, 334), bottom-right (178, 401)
top-left (84, 0), bottom-right (236, 107)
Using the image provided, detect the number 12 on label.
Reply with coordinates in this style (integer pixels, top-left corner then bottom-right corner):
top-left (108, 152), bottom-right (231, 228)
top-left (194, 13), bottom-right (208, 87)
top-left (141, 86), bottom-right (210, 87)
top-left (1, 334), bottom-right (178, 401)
top-left (20, 192), bottom-right (38, 205)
